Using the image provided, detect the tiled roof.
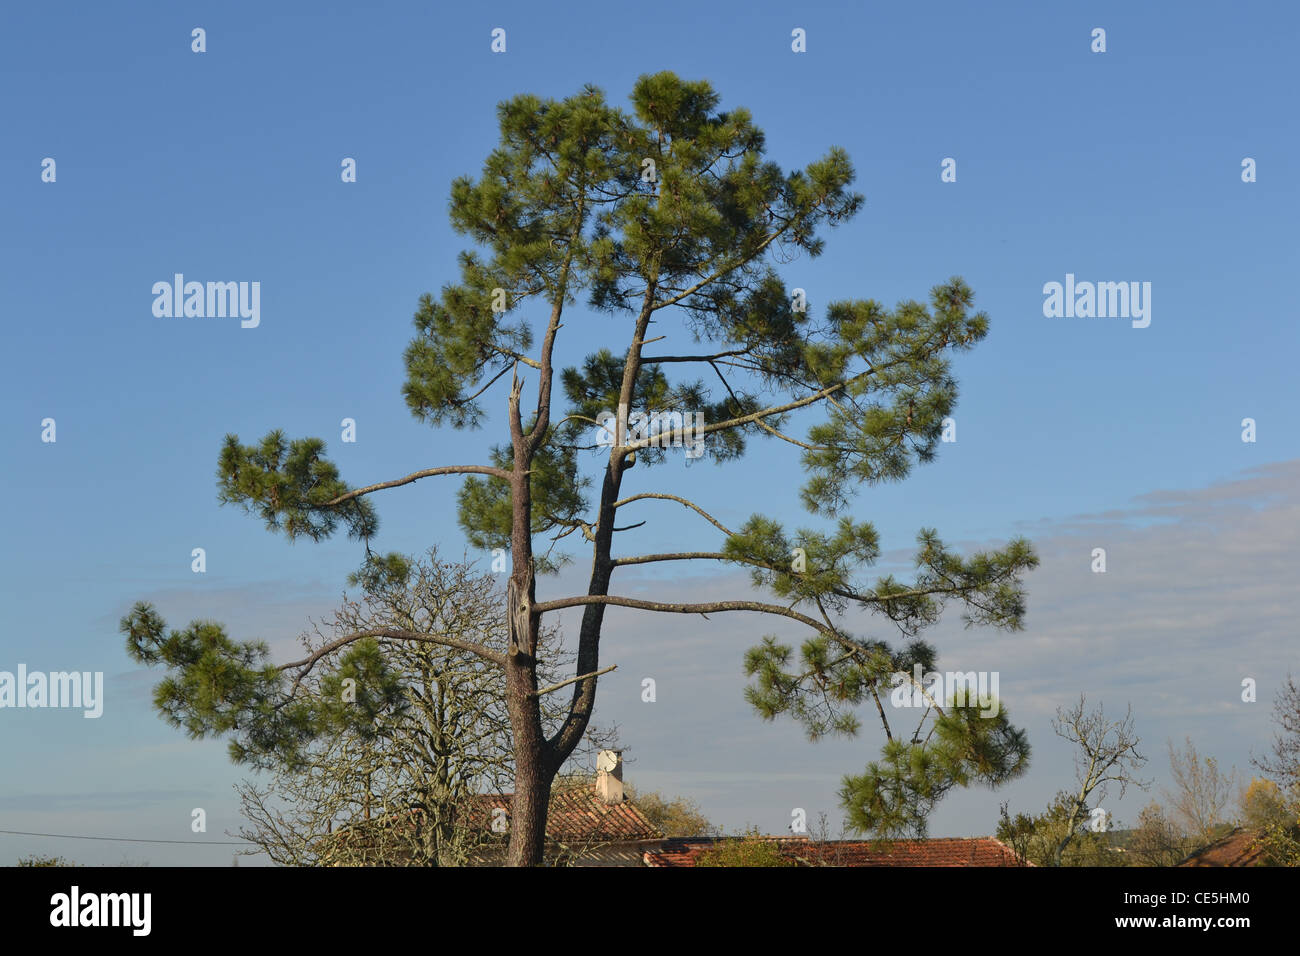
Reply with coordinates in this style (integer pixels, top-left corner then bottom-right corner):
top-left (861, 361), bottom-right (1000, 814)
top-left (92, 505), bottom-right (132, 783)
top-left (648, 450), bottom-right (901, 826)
top-left (469, 789), bottom-right (662, 843)
top-left (1177, 829), bottom-right (1266, 867)
top-left (644, 836), bottom-right (809, 867)
top-left (323, 787), bottom-right (661, 861)
top-left (644, 836), bottom-right (1030, 867)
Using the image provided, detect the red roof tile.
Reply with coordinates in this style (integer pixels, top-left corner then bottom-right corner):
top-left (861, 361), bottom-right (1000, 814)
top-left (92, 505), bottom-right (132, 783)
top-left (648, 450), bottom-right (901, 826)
top-left (645, 836), bottom-right (1030, 867)
top-left (644, 836), bottom-right (809, 867)
top-left (467, 790), bottom-right (662, 843)
top-left (327, 788), bottom-right (662, 856)
top-left (1177, 829), bottom-right (1266, 867)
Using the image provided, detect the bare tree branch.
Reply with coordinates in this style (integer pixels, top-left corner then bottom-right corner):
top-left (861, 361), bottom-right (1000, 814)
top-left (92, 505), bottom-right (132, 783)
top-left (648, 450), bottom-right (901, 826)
top-left (283, 628), bottom-right (507, 695)
top-left (321, 466), bottom-right (511, 507)
top-left (611, 493), bottom-right (734, 536)
top-left (532, 665), bottom-right (618, 698)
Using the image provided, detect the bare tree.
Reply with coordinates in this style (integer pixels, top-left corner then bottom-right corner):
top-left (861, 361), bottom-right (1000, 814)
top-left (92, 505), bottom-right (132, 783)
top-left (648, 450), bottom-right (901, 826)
top-left (796, 811), bottom-right (858, 867)
top-left (998, 791), bottom-right (1127, 867)
top-left (1163, 737), bottom-right (1236, 848)
top-left (235, 549), bottom-right (614, 866)
top-left (1051, 695), bottom-right (1149, 866)
top-left (1253, 674), bottom-right (1300, 792)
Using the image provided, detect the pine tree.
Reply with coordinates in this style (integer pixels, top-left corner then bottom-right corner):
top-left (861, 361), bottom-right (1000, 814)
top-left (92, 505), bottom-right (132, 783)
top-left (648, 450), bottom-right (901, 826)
top-left (121, 72), bottom-right (1038, 865)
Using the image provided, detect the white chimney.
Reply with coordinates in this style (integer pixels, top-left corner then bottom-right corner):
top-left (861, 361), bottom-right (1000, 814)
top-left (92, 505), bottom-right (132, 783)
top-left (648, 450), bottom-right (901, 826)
top-left (595, 749), bottom-right (624, 804)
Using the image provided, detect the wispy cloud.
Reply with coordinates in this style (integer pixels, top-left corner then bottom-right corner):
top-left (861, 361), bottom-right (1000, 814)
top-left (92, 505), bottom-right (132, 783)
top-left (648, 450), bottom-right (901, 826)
top-left (592, 459), bottom-right (1300, 835)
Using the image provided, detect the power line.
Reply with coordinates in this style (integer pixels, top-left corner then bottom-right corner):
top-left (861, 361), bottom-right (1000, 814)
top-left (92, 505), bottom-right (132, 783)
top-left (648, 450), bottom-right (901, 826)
top-left (0, 828), bottom-right (252, 846)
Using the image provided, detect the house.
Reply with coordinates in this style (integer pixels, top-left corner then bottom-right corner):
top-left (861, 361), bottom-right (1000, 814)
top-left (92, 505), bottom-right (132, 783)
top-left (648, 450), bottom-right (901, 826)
top-left (320, 749), bottom-right (665, 866)
top-left (644, 835), bottom-right (1031, 867)
top-left (317, 750), bottom-right (1033, 867)
top-left (1176, 828), bottom-right (1266, 867)
top-left (465, 751), bottom-right (664, 865)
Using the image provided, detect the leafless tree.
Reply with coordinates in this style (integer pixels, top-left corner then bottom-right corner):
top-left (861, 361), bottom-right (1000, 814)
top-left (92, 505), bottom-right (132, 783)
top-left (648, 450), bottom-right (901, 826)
top-left (1162, 737), bottom-right (1236, 848)
top-left (1051, 695), bottom-right (1149, 866)
top-left (1253, 674), bottom-right (1300, 793)
top-left (235, 549), bottom-right (614, 865)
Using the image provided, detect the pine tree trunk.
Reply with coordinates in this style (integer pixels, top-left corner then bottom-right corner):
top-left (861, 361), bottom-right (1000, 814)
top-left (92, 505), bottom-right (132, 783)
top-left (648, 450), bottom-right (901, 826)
top-left (506, 715), bottom-right (551, 867)
top-left (504, 576), bottom-right (551, 866)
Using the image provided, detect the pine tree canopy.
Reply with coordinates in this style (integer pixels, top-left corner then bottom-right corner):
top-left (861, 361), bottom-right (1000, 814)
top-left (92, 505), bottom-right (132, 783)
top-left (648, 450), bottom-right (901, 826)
top-left (123, 71), bottom-right (1039, 858)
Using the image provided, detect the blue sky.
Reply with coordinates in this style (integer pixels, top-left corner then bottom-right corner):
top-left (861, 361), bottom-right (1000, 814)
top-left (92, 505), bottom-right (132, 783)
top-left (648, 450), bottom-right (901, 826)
top-left (2, 0), bottom-right (1297, 864)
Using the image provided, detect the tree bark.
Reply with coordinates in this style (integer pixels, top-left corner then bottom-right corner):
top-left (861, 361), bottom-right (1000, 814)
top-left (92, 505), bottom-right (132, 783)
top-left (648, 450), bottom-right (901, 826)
top-left (546, 291), bottom-right (657, 766)
top-left (504, 574), bottom-right (551, 866)
top-left (503, 368), bottom-right (552, 866)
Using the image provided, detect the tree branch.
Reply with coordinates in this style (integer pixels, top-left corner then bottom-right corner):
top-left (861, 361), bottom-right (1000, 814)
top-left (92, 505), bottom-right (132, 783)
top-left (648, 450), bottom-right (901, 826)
top-left (611, 493), bottom-right (734, 536)
top-left (532, 594), bottom-right (833, 636)
top-left (531, 665), bottom-right (618, 698)
top-left (282, 628), bottom-right (507, 695)
top-left (320, 465), bottom-right (511, 507)
top-left (622, 368), bottom-right (862, 453)
top-left (649, 227), bottom-right (790, 311)
top-left (641, 348), bottom-right (751, 364)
